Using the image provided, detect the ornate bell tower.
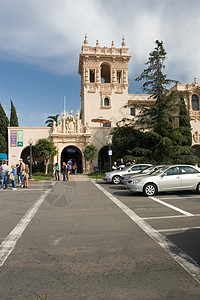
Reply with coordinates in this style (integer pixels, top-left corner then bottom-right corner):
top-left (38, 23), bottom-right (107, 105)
top-left (78, 35), bottom-right (131, 127)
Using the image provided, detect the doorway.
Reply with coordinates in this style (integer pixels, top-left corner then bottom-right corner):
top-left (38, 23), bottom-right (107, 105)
top-left (61, 146), bottom-right (82, 173)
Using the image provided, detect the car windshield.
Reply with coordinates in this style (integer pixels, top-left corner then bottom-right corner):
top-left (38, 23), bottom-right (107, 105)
top-left (117, 166), bottom-right (131, 171)
top-left (141, 165), bottom-right (154, 174)
top-left (150, 166), bottom-right (167, 176)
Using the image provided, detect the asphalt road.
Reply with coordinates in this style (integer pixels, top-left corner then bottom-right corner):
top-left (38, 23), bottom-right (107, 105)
top-left (0, 176), bottom-right (200, 300)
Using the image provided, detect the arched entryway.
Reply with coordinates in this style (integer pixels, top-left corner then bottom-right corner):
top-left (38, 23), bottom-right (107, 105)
top-left (98, 146), bottom-right (109, 171)
top-left (61, 146), bottom-right (82, 173)
top-left (20, 146), bottom-right (45, 173)
top-left (20, 146), bottom-right (30, 164)
top-left (20, 146), bottom-right (36, 164)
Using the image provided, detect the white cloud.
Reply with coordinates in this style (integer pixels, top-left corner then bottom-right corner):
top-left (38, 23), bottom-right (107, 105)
top-left (1, 0), bottom-right (200, 83)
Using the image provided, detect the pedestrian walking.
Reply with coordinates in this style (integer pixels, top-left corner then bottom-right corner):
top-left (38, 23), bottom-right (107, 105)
top-left (54, 163), bottom-right (60, 180)
top-left (74, 161), bottom-right (78, 174)
top-left (67, 158), bottom-right (72, 171)
top-left (66, 163), bottom-right (70, 181)
top-left (1, 160), bottom-right (9, 190)
top-left (10, 165), bottom-right (17, 190)
top-left (19, 158), bottom-right (25, 187)
top-left (0, 167), bottom-right (3, 189)
top-left (62, 162), bottom-right (67, 181)
top-left (16, 163), bottom-right (21, 183)
top-left (23, 164), bottom-right (30, 188)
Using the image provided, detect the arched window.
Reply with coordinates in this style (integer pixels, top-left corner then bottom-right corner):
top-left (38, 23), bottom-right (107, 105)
top-left (192, 94), bottom-right (199, 111)
top-left (104, 97), bottom-right (110, 106)
top-left (101, 63), bottom-right (111, 83)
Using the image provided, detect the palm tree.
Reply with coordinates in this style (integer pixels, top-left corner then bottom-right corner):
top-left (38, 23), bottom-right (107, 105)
top-left (45, 114), bottom-right (59, 127)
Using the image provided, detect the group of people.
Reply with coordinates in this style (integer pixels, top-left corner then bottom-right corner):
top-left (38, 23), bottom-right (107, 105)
top-left (0, 158), bottom-right (30, 190)
top-left (53, 159), bottom-right (78, 181)
top-left (112, 159), bottom-right (136, 171)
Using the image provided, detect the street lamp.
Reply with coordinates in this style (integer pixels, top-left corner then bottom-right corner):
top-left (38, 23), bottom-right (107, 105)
top-left (106, 135), bottom-right (113, 172)
top-left (28, 138), bottom-right (33, 180)
top-left (108, 143), bottom-right (112, 172)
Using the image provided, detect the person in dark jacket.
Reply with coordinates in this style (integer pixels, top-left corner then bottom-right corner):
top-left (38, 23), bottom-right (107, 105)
top-left (0, 167), bottom-right (3, 188)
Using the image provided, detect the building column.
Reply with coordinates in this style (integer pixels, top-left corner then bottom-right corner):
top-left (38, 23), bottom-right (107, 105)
top-left (82, 155), bottom-right (86, 174)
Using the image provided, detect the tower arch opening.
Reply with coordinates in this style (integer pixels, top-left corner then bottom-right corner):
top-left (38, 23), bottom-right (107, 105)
top-left (101, 63), bottom-right (111, 83)
top-left (61, 146), bottom-right (82, 173)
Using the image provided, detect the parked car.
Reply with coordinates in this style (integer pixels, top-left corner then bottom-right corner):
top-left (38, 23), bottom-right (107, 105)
top-left (126, 165), bottom-right (200, 196)
top-left (121, 165), bottom-right (163, 185)
top-left (103, 164), bottom-right (151, 184)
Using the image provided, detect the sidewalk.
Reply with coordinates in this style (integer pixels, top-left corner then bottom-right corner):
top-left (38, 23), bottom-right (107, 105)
top-left (70, 174), bottom-right (90, 181)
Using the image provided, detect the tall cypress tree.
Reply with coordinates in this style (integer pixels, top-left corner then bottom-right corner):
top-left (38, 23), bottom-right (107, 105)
top-left (10, 99), bottom-right (19, 127)
top-left (135, 40), bottom-right (178, 135)
top-left (0, 133), bottom-right (7, 153)
top-left (0, 103), bottom-right (9, 148)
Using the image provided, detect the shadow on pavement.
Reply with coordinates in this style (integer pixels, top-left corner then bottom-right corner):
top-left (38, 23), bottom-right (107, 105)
top-left (167, 228), bottom-right (200, 266)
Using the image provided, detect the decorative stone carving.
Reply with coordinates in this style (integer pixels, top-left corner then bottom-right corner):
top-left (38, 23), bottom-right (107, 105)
top-left (193, 131), bottom-right (200, 143)
top-left (83, 34), bottom-right (88, 45)
top-left (52, 110), bottom-right (87, 134)
top-left (123, 70), bottom-right (127, 83)
top-left (85, 69), bottom-right (89, 82)
top-left (121, 36), bottom-right (126, 47)
top-left (112, 69), bottom-right (116, 83)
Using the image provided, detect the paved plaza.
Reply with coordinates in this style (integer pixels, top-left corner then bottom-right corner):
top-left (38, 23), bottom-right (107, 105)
top-left (0, 176), bottom-right (200, 299)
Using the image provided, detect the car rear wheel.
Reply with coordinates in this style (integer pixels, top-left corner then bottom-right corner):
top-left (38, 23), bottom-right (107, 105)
top-left (143, 183), bottom-right (157, 196)
top-left (196, 183), bottom-right (200, 193)
top-left (112, 175), bottom-right (121, 184)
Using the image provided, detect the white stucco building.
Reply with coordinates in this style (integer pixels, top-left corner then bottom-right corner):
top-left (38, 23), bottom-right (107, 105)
top-left (8, 36), bottom-right (200, 173)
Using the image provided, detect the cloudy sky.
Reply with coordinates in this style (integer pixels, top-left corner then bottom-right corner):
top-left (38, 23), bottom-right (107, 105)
top-left (1, 0), bottom-right (200, 126)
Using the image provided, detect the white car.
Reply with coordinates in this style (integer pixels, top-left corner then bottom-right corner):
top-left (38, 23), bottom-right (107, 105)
top-left (126, 165), bottom-right (200, 196)
top-left (103, 164), bottom-right (151, 184)
top-left (121, 165), bottom-right (163, 185)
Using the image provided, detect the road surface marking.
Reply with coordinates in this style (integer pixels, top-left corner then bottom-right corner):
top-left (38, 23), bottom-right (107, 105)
top-left (144, 214), bottom-right (200, 220)
top-left (0, 183), bottom-right (55, 267)
top-left (158, 226), bottom-right (200, 232)
top-left (93, 181), bottom-right (200, 283)
top-left (158, 196), bottom-right (200, 199)
top-left (149, 196), bottom-right (193, 216)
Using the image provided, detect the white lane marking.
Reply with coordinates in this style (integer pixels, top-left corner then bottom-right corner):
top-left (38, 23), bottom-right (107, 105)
top-left (144, 214), bottom-right (200, 220)
top-left (158, 196), bottom-right (200, 199)
top-left (0, 183), bottom-right (55, 267)
top-left (158, 226), bottom-right (200, 233)
top-left (2, 189), bottom-right (47, 192)
top-left (93, 181), bottom-right (200, 283)
top-left (149, 196), bottom-right (193, 216)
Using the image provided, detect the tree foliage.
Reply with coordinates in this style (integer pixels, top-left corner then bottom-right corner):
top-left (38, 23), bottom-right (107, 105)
top-left (34, 138), bottom-right (58, 174)
top-left (84, 144), bottom-right (98, 167)
top-left (135, 40), bottom-right (178, 134)
top-left (0, 103), bottom-right (9, 152)
top-left (10, 99), bottom-right (19, 127)
top-left (112, 40), bottom-right (198, 165)
top-left (0, 133), bottom-right (7, 153)
top-left (45, 114), bottom-right (59, 127)
top-left (178, 92), bottom-right (192, 146)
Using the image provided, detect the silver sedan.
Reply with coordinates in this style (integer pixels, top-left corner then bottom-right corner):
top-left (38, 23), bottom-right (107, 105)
top-left (103, 164), bottom-right (151, 184)
top-left (126, 165), bottom-right (200, 196)
top-left (121, 165), bottom-right (162, 185)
